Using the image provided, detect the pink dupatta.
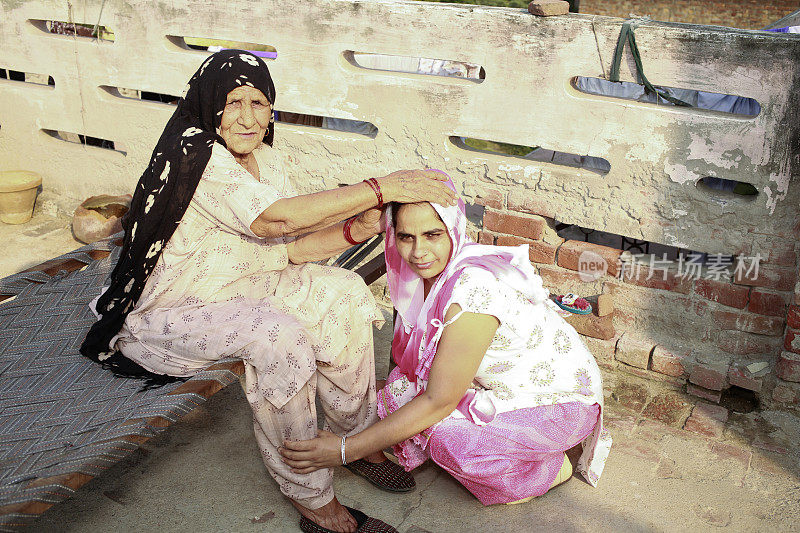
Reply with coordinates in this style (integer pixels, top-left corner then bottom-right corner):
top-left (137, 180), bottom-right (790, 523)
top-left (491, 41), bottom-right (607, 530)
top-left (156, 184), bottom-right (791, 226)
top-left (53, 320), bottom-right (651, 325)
top-left (384, 173), bottom-right (549, 385)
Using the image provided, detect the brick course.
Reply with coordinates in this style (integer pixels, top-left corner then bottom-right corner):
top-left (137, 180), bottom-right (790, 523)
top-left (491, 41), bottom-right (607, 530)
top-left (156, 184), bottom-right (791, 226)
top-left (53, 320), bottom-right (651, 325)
top-left (651, 346), bottom-right (688, 377)
top-left (495, 235), bottom-right (558, 264)
top-left (483, 209), bottom-right (544, 241)
top-left (694, 278), bottom-right (749, 309)
top-left (747, 289), bottom-right (789, 317)
top-left (620, 265), bottom-right (692, 294)
top-left (536, 264), bottom-right (587, 288)
top-left (727, 367), bottom-right (763, 393)
top-left (689, 362), bottom-right (729, 391)
top-left (734, 264), bottom-right (796, 292)
top-left (787, 305), bottom-right (800, 329)
top-left (714, 310), bottom-right (785, 336)
top-left (684, 403), bottom-right (728, 438)
top-left (776, 352), bottom-right (800, 383)
top-left (716, 331), bottom-right (782, 357)
top-left (557, 240), bottom-right (623, 277)
top-left (687, 383), bottom-right (723, 404)
top-left (477, 231), bottom-right (495, 245)
top-left (579, 0), bottom-right (799, 30)
top-left (615, 334), bottom-right (654, 369)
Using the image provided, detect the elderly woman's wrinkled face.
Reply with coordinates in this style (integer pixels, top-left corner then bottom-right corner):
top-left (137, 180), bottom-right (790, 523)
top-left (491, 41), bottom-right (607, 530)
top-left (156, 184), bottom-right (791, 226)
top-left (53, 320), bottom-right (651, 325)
top-left (394, 203), bottom-right (453, 286)
top-left (218, 86), bottom-right (272, 158)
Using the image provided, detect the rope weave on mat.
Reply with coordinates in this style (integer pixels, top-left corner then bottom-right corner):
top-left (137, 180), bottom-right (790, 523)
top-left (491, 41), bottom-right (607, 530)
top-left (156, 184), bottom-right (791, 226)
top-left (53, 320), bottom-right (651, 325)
top-left (0, 237), bottom-right (241, 531)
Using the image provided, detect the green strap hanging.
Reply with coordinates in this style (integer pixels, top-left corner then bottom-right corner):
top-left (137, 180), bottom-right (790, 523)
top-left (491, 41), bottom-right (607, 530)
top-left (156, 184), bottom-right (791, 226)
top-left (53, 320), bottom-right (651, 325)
top-left (609, 19), bottom-right (693, 108)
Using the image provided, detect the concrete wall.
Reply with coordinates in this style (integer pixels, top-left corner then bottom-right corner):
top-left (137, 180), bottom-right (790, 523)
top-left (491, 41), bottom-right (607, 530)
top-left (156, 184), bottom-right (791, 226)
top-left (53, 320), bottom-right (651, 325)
top-left (1, 0), bottom-right (799, 409)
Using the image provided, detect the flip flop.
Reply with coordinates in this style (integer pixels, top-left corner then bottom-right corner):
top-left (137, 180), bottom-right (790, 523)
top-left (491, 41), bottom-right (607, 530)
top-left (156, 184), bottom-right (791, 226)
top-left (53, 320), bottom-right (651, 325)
top-left (554, 293), bottom-right (592, 315)
top-left (343, 458), bottom-right (416, 493)
top-left (299, 505), bottom-right (399, 533)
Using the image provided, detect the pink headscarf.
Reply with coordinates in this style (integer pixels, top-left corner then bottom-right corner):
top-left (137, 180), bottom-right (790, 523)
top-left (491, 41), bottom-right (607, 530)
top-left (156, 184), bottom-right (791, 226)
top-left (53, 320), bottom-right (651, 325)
top-left (385, 173), bottom-right (549, 383)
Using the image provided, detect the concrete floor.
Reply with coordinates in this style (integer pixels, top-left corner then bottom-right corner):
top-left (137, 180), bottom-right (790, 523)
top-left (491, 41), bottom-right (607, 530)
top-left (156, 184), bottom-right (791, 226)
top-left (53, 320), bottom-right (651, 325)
top-left (4, 204), bottom-right (800, 532)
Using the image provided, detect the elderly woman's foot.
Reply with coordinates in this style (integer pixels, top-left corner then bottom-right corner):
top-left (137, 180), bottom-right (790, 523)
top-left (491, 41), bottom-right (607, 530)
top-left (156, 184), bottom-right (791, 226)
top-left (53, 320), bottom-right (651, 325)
top-left (291, 496), bottom-right (358, 533)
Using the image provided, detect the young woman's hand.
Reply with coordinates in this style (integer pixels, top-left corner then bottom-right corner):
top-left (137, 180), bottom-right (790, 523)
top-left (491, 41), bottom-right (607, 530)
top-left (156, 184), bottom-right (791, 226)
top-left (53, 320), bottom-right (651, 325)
top-left (280, 429), bottom-right (342, 474)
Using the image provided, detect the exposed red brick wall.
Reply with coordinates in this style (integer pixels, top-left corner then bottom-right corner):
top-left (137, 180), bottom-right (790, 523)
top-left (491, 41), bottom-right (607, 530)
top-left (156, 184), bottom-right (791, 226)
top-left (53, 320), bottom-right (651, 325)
top-left (479, 197), bottom-right (799, 412)
top-left (579, 0), bottom-right (799, 30)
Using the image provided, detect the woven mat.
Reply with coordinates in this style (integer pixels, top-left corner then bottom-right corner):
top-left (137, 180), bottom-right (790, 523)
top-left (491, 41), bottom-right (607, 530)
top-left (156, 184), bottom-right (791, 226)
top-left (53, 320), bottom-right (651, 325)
top-left (0, 238), bottom-right (242, 531)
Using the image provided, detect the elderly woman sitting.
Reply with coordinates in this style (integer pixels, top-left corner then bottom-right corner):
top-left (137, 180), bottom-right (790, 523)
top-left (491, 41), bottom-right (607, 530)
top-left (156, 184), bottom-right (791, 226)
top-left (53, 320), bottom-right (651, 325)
top-left (81, 50), bottom-right (454, 533)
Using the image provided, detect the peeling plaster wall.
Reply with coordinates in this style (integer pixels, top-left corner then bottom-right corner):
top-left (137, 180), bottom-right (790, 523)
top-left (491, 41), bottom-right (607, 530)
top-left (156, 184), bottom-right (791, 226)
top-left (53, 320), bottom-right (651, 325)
top-left (1, 1), bottom-right (799, 257)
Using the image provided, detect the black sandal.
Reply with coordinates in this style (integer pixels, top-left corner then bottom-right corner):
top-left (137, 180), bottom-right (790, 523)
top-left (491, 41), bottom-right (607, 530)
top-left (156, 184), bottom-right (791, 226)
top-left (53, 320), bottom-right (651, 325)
top-left (299, 505), bottom-right (398, 533)
top-left (343, 458), bottom-right (416, 493)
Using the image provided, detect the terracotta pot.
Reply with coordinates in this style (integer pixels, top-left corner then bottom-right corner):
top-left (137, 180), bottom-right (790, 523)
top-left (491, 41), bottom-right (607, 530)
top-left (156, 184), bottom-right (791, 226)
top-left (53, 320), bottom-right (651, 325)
top-left (0, 171), bottom-right (42, 224)
top-left (72, 194), bottom-right (132, 244)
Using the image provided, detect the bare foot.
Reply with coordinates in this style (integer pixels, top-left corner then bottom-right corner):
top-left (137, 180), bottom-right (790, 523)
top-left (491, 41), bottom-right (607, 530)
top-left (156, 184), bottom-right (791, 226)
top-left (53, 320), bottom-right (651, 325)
top-left (290, 496), bottom-right (357, 533)
top-left (376, 378), bottom-right (387, 390)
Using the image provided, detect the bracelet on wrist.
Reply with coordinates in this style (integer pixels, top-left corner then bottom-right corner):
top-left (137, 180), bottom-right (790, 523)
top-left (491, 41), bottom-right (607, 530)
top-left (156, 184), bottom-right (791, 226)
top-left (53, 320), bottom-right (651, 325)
top-left (343, 216), bottom-right (367, 246)
top-left (341, 434), bottom-right (348, 466)
top-left (363, 178), bottom-right (384, 209)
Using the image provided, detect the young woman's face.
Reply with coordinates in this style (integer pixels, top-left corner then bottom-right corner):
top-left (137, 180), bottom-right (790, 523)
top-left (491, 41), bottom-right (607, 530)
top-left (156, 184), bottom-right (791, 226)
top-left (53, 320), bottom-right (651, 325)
top-left (394, 203), bottom-right (453, 286)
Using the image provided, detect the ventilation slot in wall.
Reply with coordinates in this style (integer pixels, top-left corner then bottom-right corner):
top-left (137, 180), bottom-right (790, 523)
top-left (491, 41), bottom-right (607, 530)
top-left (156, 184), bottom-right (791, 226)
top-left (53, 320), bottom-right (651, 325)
top-left (451, 137), bottom-right (610, 174)
top-left (554, 222), bottom-right (744, 286)
top-left (0, 69), bottom-right (54, 88)
top-left (167, 37), bottom-right (277, 59)
top-left (101, 85), bottom-right (181, 105)
top-left (572, 77), bottom-right (761, 117)
top-left (343, 51), bottom-right (484, 82)
top-left (696, 177), bottom-right (759, 202)
top-left (42, 129), bottom-right (125, 155)
top-left (30, 20), bottom-right (115, 41)
top-left (555, 222), bottom-right (733, 263)
top-left (277, 112), bottom-right (378, 138)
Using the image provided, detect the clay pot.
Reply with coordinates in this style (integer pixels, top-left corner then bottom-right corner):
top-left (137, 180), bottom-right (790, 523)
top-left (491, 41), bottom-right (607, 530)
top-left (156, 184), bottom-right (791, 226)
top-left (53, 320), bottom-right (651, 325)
top-left (72, 194), bottom-right (132, 244)
top-left (0, 171), bottom-right (42, 224)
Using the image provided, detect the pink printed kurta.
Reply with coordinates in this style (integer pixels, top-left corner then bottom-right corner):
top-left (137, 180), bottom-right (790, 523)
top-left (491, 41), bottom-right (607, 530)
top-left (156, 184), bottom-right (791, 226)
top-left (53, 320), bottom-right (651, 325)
top-left (111, 143), bottom-right (384, 508)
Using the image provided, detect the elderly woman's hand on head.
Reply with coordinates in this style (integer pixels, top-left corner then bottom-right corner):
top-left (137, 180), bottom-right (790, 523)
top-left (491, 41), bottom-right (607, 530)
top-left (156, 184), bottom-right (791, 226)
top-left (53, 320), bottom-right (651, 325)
top-left (378, 169), bottom-right (457, 207)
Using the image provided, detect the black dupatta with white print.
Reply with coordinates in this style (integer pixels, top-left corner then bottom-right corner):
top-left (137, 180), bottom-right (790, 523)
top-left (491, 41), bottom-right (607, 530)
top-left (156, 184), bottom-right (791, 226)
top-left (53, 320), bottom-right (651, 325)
top-left (81, 50), bottom-right (276, 385)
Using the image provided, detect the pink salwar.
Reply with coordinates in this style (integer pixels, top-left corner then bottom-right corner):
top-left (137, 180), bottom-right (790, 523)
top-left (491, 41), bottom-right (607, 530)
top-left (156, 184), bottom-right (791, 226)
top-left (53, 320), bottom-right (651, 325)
top-left (427, 402), bottom-right (600, 505)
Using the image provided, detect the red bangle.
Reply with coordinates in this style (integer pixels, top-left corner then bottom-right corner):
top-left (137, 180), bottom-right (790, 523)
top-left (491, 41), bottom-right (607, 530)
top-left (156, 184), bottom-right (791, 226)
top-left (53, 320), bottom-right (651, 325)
top-left (343, 216), bottom-right (366, 245)
top-left (363, 178), bottom-right (383, 209)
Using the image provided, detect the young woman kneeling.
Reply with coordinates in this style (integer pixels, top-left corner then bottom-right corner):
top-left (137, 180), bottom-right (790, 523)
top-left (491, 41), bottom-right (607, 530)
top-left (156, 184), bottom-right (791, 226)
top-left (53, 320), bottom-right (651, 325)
top-left (281, 176), bottom-right (611, 505)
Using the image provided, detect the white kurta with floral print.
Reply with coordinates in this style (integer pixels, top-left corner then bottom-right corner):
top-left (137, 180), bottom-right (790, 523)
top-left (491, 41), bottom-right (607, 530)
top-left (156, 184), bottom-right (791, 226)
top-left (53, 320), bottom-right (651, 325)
top-left (386, 266), bottom-right (611, 486)
top-left (450, 267), bottom-right (603, 411)
top-left (110, 142), bottom-right (384, 508)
